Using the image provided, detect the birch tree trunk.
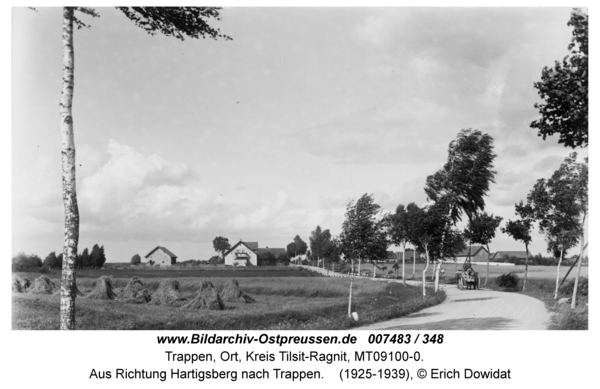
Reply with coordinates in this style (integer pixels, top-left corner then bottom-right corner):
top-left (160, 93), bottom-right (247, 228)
top-left (485, 244), bottom-right (490, 286)
top-left (402, 244), bottom-right (406, 285)
top-left (422, 247), bottom-right (430, 298)
top-left (523, 244), bottom-right (529, 292)
top-left (412, 246), bottom-right (416, 279)
top-left (434, 260), bottom-right (441, 292)
top-left (358, 258), bottom-right (361, 276)
top-left (553, 247), bottom-right (565, 300)
top-left (348, 259), bottom-right (355, 318)
top-left (59, 6), bottom-right (79, 330)
top-left (571, 212), bottom-right (587, 308)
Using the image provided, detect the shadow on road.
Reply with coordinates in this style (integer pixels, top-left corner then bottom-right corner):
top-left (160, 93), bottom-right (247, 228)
top-left (407, 312), bottom-right (442, 319)
top-left (379, 317), bottom-right (513, 330)
top-left (451, 297), bottom-right (498, 303)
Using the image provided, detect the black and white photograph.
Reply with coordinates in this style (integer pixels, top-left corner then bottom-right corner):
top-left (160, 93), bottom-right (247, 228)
top-left (10, 5), bottom-right (589, 335)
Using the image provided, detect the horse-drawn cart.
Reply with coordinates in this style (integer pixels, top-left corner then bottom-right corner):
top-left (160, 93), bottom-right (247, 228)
top-left (456, 268), bottom-right (479, 290)
top-left (455, 247), bottom-right (480, 290)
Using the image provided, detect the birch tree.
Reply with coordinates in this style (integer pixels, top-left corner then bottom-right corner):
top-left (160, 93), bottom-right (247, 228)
top-left (339, 194), bottom-right (388, 317)
top-left (387, 204), bottom-right (410, 285)
top-left (501, 205), bottom-right (534, 291)
top-left (526, 153), bottom-right (586, 300)
top-left (424, 129), bottom-right (497, 283)
top-left (55, 7), bottom-right (230, 329)
top-left (405, 200), bottom-right (464, 296)
top-left (464, 212), bottom-right (503, 286)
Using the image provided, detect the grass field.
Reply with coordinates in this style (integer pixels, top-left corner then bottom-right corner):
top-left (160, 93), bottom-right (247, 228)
top-left (12, 273), bottom-right (445, 330)
top-left (37, 266), bottom-right (322, 280)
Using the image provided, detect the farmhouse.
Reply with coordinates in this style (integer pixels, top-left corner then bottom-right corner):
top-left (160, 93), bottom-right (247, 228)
top-left (224, 241), bottom-right (259, 266)
top-left (223, 241), bottom-right (286, 266)
top-left (145, 246), bottom-right (177, 266)
top-left (451, 245), bottom-right (490, 263)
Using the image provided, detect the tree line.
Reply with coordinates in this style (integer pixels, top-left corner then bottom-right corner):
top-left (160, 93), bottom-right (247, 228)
top-left (12, 244), bottom-right (107, 271)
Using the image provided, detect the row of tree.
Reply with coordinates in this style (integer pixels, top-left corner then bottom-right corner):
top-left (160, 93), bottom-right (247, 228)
top-left (502, 152), bottom-right (587, 303)
top-left (73, 244), bottom-right (107, 269)
top-left (12, 244), bottom-right (107, 271)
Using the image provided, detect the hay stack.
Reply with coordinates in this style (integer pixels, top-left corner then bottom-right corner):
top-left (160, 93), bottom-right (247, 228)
top-left (118, 276), bottom-right (151, 304)
top-left (29, 276), bottom-right (56, 295)
top-left (183, 281), bottom-right (224, 310)
top-left (86, 276), bottom-right (117, 300)
top-left (151, 278), bottom-right (186, 307)
top-left (12, 276), bottom-right (31, 293)
top-left (221, 279), bottom-right (254, 303)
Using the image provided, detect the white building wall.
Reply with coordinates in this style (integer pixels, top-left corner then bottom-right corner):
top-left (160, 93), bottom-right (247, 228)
top-left (147, 249), bottom-right (173, 266)
top-left (224, 245), bottom-right (257, 266)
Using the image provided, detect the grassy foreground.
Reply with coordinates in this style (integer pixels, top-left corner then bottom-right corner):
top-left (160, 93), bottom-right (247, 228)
top-left (12, 276), bottom-right (445, 330)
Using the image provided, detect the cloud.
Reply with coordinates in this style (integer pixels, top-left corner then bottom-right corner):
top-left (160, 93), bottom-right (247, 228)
top-left (289, 100), bottom-right (453, 165)
top-left (78, 140), bottom-right (222, 241)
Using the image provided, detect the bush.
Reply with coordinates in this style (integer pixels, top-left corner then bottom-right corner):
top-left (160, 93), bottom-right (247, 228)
top-left (495, 272), bottom-right (520, 289)
top-left (131, 254), bottom-right (141, 265)
top-left (12, 252), bottom-right (43, 272)
top-left (559, 277), bottom-right (588, 298)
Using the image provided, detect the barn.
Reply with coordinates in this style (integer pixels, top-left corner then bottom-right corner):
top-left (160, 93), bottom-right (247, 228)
top-left (492, 251), bottom-right (529, 262)
top-left (145, 246), bottom-right (177, 266)
top-left (452, 245), bottom-right (490, 263)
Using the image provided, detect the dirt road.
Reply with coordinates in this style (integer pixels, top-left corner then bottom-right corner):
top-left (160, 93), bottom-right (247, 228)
top-left (359, 284), bottom-right (550, 330)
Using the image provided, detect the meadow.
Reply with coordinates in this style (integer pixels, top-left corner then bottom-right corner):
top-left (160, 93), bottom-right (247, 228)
top-left (12, 270), bottom-right (445, 330)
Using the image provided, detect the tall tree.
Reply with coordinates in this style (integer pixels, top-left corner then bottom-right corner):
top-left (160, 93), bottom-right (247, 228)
top-left (405, 202), bottom-right (423, 278)
top-left (43, 251), bottom-right (59, 269)
top-left (424, 129), bottom-right (496, 283)
top-left (213, 236), bottom-right (231, 259)
top-left (293, 235), bottom-right (308, 257)
top-left (530, 9), bottom-right (588, 148)
top-left (501, 203), bottom-right (534, 291)
top-left (286, 242), bottom-right (297, 261)
top-left (339, 194), bottom-right (389, 316)
top-left (79, 248), bottom-right (90, 269)
top-left (464, 212), bottom-right (503, 286)
top-left (569, 155), bottom-right (588, 308)
top-left (96, 245), bottom-right (107, 268)
top-left (52, 7), bottom-right (230, 329)
top-left (424, 129), bottom-right (497, 225)
top-left (310, 226), bottom-right (333, 269)
top-left (89, 244), bottom-right (101, 268)
top-left (387, 204), bottom-right (411, 284)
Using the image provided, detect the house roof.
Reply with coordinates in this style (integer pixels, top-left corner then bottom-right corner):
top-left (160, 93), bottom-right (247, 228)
top-left (145, 246), bottom-right (178, 259)
top-left (244, 241), bottom-right (259, 250)
top-left (223, 241), bottom-right (258, 257)
top-left (456, 245), bottom-right (488, 257)
top-left (493, 251), bottom-right (529, 260)
top-left (257, 248), bottom-right (286, 257)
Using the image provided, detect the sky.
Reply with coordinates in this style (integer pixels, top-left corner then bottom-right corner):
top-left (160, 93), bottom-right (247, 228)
top-left (11, 7), bottom-right (588, 262)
